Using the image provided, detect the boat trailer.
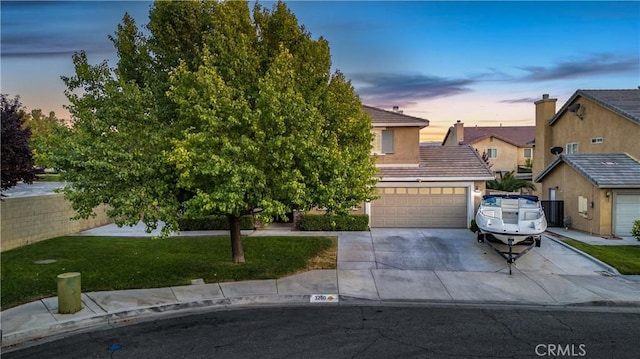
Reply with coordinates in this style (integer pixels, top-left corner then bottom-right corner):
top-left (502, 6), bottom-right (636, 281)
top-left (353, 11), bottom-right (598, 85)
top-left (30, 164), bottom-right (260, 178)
top-left (476, 233), bottom-right (541, 275)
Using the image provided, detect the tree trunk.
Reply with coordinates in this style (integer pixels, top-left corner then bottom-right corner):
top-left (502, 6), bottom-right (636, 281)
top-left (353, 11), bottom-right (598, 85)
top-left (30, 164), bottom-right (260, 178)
top-left (229, 215), bottom-right (245, 264)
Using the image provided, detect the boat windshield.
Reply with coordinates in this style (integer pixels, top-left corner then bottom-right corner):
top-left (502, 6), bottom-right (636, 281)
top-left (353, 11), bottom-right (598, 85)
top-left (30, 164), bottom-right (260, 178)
top-left (482, 196), bottom-right (540, 208)
top-left (482, 197), bottom-right (502, 207)
top-left (519, 198), bottom-right (539, 208)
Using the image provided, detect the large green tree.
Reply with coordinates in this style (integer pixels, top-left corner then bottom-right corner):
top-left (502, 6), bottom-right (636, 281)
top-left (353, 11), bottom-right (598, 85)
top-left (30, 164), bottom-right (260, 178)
top-left (24, 109), bottom-right (71, 168)
top-left (54, 0), bottom-right (377, 263)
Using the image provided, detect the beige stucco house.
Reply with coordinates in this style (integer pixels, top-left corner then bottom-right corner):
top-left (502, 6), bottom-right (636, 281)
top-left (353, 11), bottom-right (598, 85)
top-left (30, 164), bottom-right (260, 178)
top-left (533, 89), bottom-right (640, 237)
top-left (442, 121), bottom-right (535, 178)
top-left (363, 105), bottom-right (494, 228)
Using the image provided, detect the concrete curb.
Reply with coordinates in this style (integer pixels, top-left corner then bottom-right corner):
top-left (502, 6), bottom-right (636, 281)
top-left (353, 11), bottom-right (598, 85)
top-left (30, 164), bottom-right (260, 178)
top-left (4, 293), bottom-right (640, 352)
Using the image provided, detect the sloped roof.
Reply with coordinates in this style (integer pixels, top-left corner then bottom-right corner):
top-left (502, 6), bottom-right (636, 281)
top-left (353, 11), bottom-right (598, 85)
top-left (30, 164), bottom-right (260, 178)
top-left (550, 89), bottom-right (640, 125)
top-left (535, 153), bottom-right (640, 188)
top-left (363, 105), bottom-right (429, 128)
top-left (442, 126), bottom-right (535, 147)
top-left (377, 145), bottom-right (495, 181)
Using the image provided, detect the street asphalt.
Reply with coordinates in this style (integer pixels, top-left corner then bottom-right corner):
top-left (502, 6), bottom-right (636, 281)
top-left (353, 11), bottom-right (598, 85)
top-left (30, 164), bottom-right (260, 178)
top-left (1, 225), bottom-right (639, 351)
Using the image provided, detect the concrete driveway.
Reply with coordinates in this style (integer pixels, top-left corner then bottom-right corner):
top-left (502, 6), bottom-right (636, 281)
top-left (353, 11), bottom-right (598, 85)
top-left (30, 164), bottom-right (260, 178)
top-left (338, 228), bottom-right (613, 275)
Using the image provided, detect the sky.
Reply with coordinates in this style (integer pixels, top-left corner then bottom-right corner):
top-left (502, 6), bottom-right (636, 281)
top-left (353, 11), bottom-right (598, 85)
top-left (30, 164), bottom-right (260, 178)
top-left (1, 1), bottom-right (639, 142)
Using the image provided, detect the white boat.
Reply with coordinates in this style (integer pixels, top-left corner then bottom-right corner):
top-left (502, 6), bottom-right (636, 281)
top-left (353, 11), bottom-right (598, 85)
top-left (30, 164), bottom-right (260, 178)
top-left (475, 194), bottom-right (547, 274)
top-left (475, 194), bottom-right (547, 245)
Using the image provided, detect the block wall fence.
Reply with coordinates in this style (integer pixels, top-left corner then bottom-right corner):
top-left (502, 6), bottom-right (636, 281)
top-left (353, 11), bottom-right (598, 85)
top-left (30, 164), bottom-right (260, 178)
top-left (1, 194), bottom-right (111, 252)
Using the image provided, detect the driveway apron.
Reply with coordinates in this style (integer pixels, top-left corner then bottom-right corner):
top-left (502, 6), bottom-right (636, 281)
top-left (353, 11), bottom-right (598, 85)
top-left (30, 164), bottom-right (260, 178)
top-left (339, 228), bottom-right (615, 275)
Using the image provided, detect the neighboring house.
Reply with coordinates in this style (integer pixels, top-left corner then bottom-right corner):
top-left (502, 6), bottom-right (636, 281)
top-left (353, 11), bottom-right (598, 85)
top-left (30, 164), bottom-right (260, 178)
top-left (533, 89), bottom-right (640, 237)
top-left (363, 105), bottom-right (494, 228)
top-left (442, 121), bottom-right (535, 178)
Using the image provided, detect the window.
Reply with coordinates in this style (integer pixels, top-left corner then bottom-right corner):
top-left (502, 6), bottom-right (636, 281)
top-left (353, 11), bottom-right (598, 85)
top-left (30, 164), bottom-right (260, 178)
top-left (566, 143), bottom-right (578, 154)
top-left (371, 130), bottom-right (382, 154)
top-left (578, 196), bottom-right (588, 218)
top-left (381, 130), bottom-right (394, 154)
top-left (487, 148), bottom-right (497, 158)
top-left (523, 148), bottom-right (532, 158)
top-left (591, 137), bottom-right (603, 144)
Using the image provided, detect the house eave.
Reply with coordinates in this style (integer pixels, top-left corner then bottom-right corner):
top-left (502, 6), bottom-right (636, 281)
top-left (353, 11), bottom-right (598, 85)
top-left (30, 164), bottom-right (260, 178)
top-left (597, 184), bottom-right (640, 189)
top-left (379, 176), bottom-right (495, 182)
top-left (373, 122), bottom-right (429, 128)
top-left (549, 90), bottom-right (640, 126)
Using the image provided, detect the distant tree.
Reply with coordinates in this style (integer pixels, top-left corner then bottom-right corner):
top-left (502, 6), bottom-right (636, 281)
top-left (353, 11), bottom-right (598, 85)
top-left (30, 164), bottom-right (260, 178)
top-left (53, 0), bottom-right (377, 263)
top-left (1, 94), bottom-right (37, 191)
top-left (486, 171), bottom-right (536, 193)
top-left (476, 148), bottom-right (493, 169)
top-left (24, 109), bottom-right (71, 168)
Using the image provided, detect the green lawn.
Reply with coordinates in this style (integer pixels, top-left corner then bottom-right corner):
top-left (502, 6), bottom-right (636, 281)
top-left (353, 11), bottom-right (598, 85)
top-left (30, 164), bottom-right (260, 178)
top-left (1, 235), bottom-right (337, 309)
top-left (561, 239), bottom-right (640, 275)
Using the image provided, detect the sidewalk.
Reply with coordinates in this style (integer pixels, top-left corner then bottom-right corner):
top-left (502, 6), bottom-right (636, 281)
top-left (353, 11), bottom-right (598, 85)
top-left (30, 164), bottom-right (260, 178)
top-left (546, 227), bottom-right (640, 246)
top-left (2, 226), bottom-right (640, 351)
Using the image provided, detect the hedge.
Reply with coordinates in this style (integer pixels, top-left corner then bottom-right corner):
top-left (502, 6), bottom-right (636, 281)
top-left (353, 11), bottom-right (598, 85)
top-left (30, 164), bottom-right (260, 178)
top-left (178, 215), bottom-right (255, 231)
top-left (300, 214), bottom-right (369, 231)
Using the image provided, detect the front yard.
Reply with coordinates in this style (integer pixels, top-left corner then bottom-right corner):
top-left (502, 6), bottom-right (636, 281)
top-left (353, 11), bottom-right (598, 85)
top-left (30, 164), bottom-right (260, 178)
top-left (1, 235), bottom-right (337, 309)
top-left (561, 239), bottom-right (640, 275)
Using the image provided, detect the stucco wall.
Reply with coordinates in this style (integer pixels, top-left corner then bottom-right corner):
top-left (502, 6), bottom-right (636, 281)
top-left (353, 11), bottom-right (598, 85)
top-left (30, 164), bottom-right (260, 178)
top-left (547, 100), bottom-right (640, 159)
top-left (534, 93), bottom-right (640, 236)
top-left (472, 137), bottom-right (522, 173)
top-left (539, 163), bottom-right (612, 236)
top-left (375, 127), bottom-right (421, 165)
top-left (1, 194), bottom-right (111, 252)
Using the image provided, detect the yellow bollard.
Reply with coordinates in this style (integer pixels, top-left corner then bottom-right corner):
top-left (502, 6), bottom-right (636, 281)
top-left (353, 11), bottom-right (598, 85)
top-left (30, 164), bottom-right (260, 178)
top-left (57, 272), bottom-right (82, 314)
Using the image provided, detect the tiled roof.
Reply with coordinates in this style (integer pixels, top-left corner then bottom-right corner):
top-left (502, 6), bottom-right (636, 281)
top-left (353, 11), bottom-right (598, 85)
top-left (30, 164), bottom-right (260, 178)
top-left (363, 105), bottom-right (429, 128)
top-left (550, 89), bottom-right (640, 125)
top-left (377, 145), bottom-right (495, 181)
top-left (444, 126), bottom-right (535, 147)
top-left (535, 153), bottom-right (640, 188)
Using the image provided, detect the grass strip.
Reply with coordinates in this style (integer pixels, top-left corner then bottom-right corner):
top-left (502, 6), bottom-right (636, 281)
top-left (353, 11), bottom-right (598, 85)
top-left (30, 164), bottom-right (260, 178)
top-left (561, 239), bottom-right (640, 275)
top-left (1, 235), bottom-right (336, 309)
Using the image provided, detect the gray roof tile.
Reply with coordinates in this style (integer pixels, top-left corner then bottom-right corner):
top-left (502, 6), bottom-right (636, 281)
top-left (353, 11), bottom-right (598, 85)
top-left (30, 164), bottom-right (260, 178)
top-left (535, 153), bottom-right (640, 188)
top-left (550, 89), bottom-right (640, 125)
top-left (378, 145), bottom-right (495, 180)
top-left (363, 105), bottom-right (429, 127)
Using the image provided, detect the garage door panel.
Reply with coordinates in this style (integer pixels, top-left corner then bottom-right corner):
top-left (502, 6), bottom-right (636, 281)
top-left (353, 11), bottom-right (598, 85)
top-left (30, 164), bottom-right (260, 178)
top-left (615, 194), bottom-right (640, 236)
top-left (371, 187), bottom-right (467, 228)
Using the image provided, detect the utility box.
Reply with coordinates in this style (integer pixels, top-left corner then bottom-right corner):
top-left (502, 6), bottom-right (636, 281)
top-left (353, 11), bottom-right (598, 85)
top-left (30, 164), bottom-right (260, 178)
top-left (57, 272), bottom-right (82, 314)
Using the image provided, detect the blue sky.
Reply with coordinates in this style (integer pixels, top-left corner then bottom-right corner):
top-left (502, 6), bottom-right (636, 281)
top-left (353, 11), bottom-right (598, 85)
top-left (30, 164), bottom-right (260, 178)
top-left (2, 1), bottom-right (639, 141)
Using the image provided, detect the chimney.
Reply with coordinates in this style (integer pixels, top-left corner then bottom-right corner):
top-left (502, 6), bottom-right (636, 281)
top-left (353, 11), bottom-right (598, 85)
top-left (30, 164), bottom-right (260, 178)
top-left (533, 93), bottom-right (557, 193)
top-left (454, 120), bottom-right (464, 144)
top-left (392, 106), bottom-right (403, 114)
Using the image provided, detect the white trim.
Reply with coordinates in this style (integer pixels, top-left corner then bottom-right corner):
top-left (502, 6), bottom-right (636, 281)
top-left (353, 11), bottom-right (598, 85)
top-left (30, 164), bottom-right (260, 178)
top-left (372, 181), bottom-right (476, 228)
top-left (376, 163), bottom-right (420, 168)
top-left (376, 181), bottom-right (474, 188)
top-left (612, 190), bottom-right (640, 236)
top-left (378, 176), bottom-right (494, 182)
top-left (365, 201), bottom-right (371, 228)
top-left (373, 122), bottom-right (428, 128)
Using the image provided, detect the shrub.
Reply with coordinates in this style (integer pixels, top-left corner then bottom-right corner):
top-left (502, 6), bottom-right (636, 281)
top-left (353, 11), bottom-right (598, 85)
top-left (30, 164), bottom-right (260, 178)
top-left (631, 220), bottom-right (640, 241)
top-left (178, 215), bottom-right (254, 231)
top-left (469, 219), bottom-right (478, 233)
top-left (300, 213), bottom-right (369, 231)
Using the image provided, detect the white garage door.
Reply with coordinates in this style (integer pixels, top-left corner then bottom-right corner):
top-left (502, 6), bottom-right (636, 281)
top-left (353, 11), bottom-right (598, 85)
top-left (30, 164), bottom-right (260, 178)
top-left (371, 187), bottom-right (467, 228)
top-left (614, 193), bottom-right (640, 237)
